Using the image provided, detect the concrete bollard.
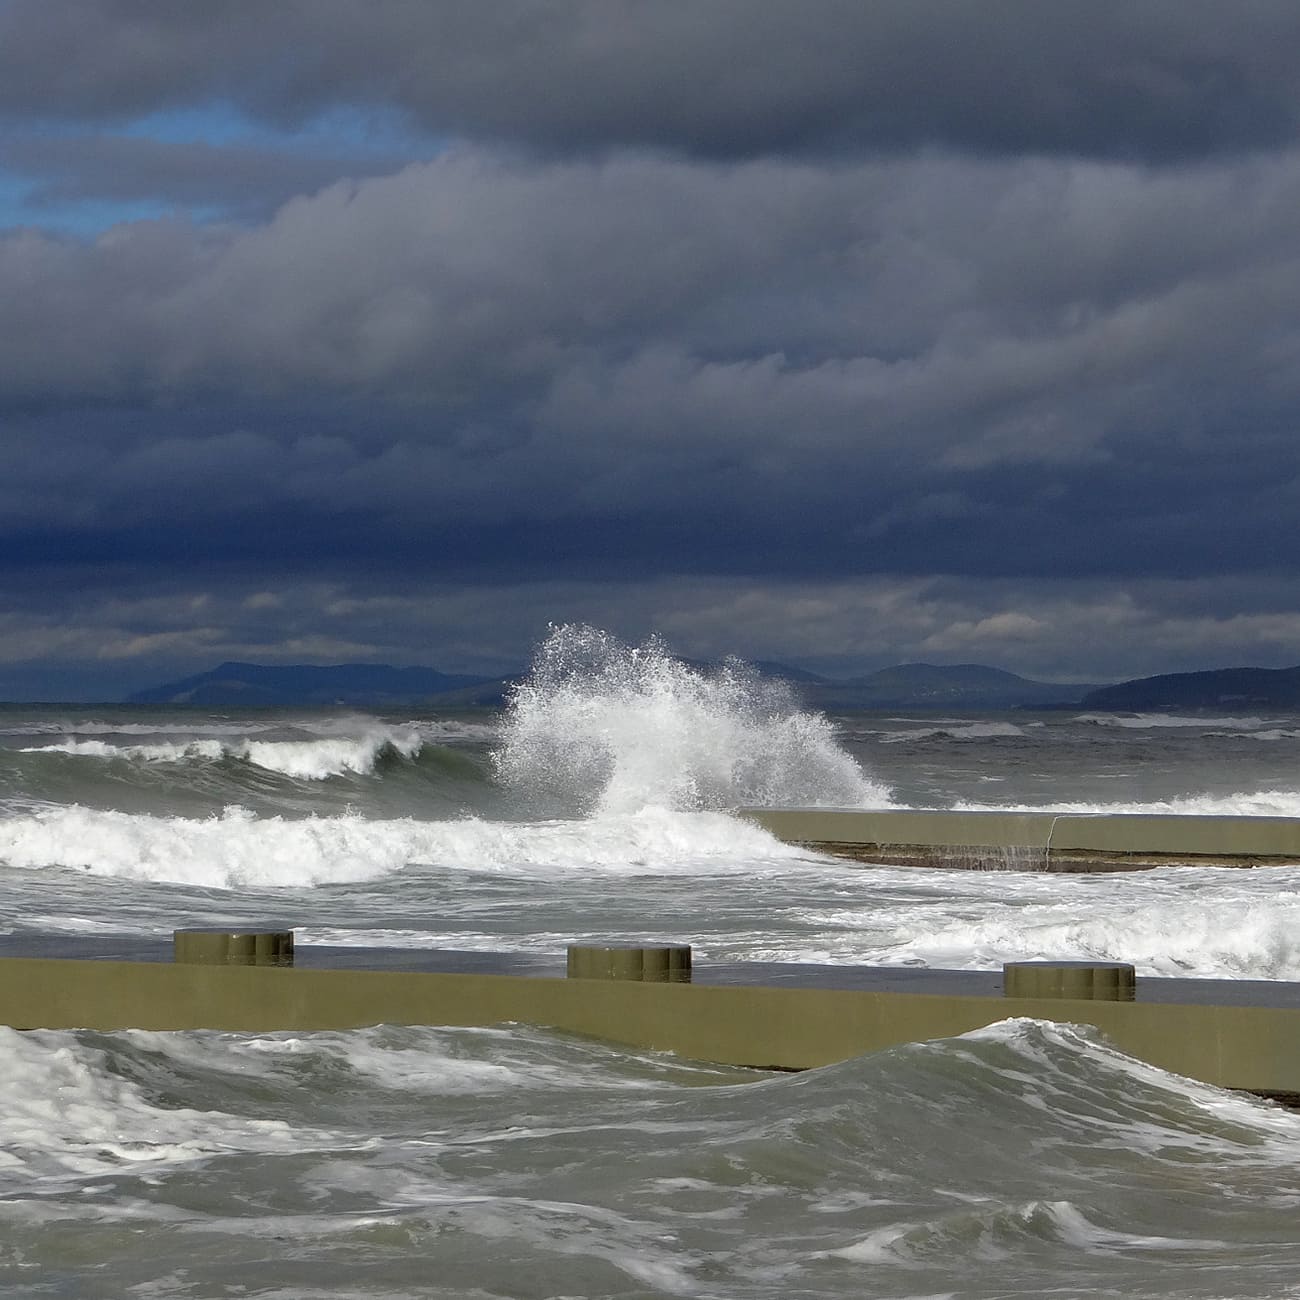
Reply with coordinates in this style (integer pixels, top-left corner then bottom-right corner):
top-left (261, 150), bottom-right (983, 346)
top-left (174, 929), bottom-right (295, 967)
top-left (1003, 960), bottom-right (1136, 1001)
top-left (566, 944), bottom-right (692, 983)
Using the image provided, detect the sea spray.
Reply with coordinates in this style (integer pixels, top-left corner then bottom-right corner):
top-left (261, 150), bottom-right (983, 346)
top-left (493, 625), bottom-right (886, 815)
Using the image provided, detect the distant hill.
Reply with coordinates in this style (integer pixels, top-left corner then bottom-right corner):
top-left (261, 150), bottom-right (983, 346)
top-left (803, 663), bottom-right (1097, 710)
top-left (126, 658), bottom-right (1100, 710)
top-left (127, 662), bottom-right (501, 707)
top-left (1081, 665), bottom-right (1300, 711)
top-left (678, 658), bottom-right (831, 685)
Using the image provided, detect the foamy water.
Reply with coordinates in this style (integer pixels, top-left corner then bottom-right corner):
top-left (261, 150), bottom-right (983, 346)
top-left (2, 1016), bottom-right (1296, 1299)
top-left (878, 720), bottom-right (1026, 743)
top-left (3, 629), bottom-right (1300, 982)
top-left (1074, 712), bottom-right (1291, 730)
top-left (494, 625), bottom-right (885, 814)
top-left (18, 727), bottom-right (424, 778)
top-left (5, 635), bottom-right (1300, 1297)
top-left (0, 803), bottom-right (804, 889)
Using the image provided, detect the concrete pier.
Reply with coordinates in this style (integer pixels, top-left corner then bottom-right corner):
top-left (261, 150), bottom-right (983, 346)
top-left (738, 808), bottom-right (1300, 871)
top-left (0, 933), bottom-right (1297, 1104)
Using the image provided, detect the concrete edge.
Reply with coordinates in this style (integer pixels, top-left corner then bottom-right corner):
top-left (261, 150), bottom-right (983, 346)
top-left (738, 808), bottom-right (1300, 867)
top-left (2, 953), bottom-right (1299, 1099)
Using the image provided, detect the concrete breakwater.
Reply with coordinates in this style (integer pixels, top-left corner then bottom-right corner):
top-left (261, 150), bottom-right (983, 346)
top-left (738, 808), bottom-right (1300, 871)
top-left (1, 932), bottom-right (1299, 1104)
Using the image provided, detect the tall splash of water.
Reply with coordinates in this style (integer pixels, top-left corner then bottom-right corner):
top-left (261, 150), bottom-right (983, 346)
top-left (493, 625), bottom-right (888, 816)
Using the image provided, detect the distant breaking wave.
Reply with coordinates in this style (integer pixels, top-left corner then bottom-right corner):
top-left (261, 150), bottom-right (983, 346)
top-left (19, 730), bottom-right (424, 780)
top-left (493, 625), bottom-right (888, 814)
top-left (876, 721), bottom-right (1026, 744)
top-left (1074, 713), bottom-right (1288, 730)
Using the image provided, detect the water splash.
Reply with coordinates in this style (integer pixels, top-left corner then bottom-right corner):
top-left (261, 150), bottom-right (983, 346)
top-left (493, 625), bottom-right (886, 815)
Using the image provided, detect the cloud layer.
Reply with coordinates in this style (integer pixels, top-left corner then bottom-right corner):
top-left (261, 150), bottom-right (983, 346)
top-left (6, 1), bottom-right (1300, 161)
top-left (1, 2), bottom-right (1298, 693)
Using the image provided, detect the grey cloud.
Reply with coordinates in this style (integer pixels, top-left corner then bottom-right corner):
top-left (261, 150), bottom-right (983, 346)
top-left (0, 132), bottom-right (411, 221)
top-left (5, 149), bottom-right (1300, 411)
top-left (3, 145), bottom-right (1300, 589)
top-left (2, 1), bottom-right (1300, 162)
top-left (5, 5), bottom-right (1300, 696)
top-left (4, 571), bottom-right (1300, 701)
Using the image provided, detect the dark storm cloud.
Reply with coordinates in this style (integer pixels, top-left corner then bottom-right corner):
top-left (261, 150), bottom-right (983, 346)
top-left (2, 0), bottom-right (1300, 162)
top-left (3, 3), bottom-right (1300, 694)
top-left (2, 148), bottom-right (1299, 590)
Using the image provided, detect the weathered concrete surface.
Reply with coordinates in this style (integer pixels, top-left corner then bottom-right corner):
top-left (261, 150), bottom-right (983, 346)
top-left (738, 808), bottom-right (1300, 870)
top-left (2, 945), bottom-right (1300, 1100)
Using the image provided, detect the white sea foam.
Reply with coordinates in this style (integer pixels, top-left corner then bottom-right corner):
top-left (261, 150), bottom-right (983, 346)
top-left (143, 1024), bottom-right (699, 1098)
top-left (406, 718), bottom-right (500, 744)
top-left (843, 885), bottom-right (1300, 980)
top-left (0, 1026), bottom-right (330, 1187)
top-left (1074, 713), bottom-right (1284, 730)
top-left (878, 722), bottom-right (1026, 744)
top-left (828, 1198), bottom-right (1228, 1264)
top-left (707, 857), bottom-right (1300, 980)
top-left (494, 625), bottom-right (886, 814)
top-left (241, 731), bottom-right (422, 778)
top-left (960, 1018), bottom-right (1300, 1141)
top-left (0, 804), bottom-right (803, 889)
top-left (21, 738), bottom-right (228, 762)
top-left (19, 728), bottom-right (424, 779)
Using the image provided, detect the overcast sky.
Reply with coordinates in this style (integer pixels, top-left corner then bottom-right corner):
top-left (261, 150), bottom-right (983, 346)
top-left (4, 0), bottom-right (1300, 698)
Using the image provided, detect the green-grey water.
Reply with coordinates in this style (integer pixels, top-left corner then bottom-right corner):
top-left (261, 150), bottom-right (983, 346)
top-left (3, 631), bottom-right (1300, 1297)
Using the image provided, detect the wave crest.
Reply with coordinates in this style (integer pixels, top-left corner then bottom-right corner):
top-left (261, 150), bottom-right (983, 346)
top-left (20, 729), bottom-right (424, 780)
top-left (493, 625), bottom-right (886, 815)
top-left (0, 804), bottom-right (803, 889)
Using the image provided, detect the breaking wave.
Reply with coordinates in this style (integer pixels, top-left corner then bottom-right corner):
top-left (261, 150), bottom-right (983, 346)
top-left (0, 803), bottom-right (804, 890)
top-left (493, 625), bottom-right (886, 815)
top-left (19, 728), bottom-right (425, 779)
top-left (877, 721), bottom-right (1026, 744)
top-left (1074, 713), bottom-right (1288, 730)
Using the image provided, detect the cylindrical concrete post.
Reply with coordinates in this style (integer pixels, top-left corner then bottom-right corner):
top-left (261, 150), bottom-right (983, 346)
top-left (174, 929), bottom-right (295, 967)
top-left (566, 944), bottom-right (692, 983)
top-left (1003, 960), bottom-right (1135, 1001)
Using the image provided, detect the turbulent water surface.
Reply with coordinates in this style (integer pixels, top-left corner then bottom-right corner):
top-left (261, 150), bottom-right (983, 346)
top-left (3, 627), bottom-right (1299, 1298)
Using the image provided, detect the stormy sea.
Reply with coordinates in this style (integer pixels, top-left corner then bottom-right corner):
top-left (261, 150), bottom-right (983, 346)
top-left (2, 627), bottom-right (1299, 1299)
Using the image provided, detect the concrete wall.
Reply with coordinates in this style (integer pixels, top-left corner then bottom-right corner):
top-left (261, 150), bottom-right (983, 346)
top-left (2, 954), bottom-right (1298, 1099)
top-left (739, 808), bottom-right (1300, 868)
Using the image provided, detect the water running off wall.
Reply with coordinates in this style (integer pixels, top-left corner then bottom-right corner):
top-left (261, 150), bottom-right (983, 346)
top-left (492, 624), bottom-right (888, 816)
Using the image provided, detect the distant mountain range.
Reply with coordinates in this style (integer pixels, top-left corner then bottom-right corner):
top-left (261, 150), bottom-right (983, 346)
top-left (127, 659), bottom-right (1098, 710)
top-left (1079, 666), bottom-right (1300, 711)
top-left (127, 658), bottom-right (1300, 712)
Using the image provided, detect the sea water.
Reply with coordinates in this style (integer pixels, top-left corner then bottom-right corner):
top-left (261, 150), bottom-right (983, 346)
top-left (1, 625), bottom-right (1298, 1297)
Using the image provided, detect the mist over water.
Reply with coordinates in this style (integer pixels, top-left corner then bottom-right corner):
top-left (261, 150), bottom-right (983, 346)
top-left (493, 625), bottom-right (884, 815)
